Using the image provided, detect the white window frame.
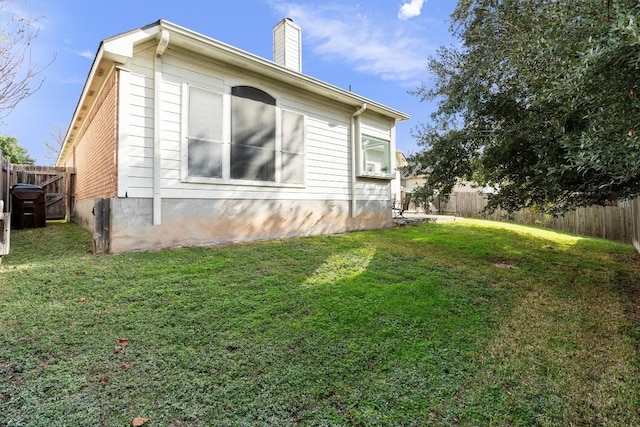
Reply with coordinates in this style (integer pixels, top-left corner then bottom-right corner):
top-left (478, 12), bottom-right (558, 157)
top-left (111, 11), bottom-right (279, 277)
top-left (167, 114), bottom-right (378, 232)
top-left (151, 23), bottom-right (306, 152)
top-left (181, 82), bottom-right (306, 187)
top-left (358, 133), bottom-right (393, 180)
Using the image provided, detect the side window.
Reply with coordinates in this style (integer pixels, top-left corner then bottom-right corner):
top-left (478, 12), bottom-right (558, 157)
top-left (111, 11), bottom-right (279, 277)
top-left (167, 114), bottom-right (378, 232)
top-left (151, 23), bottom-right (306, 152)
top-left (187, 86), bottom-right (223, 178)
top-left (361, 135), bottom-right (390, 175)
top-left (231, 86), bottom-right (276, 181)
top-left (361, 135), bottom-right (391, 175)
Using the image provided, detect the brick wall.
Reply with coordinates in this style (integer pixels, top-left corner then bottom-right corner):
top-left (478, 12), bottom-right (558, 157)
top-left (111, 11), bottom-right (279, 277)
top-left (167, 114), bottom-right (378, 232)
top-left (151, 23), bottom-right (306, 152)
top-left (73, 69), bottom-right (119, 201)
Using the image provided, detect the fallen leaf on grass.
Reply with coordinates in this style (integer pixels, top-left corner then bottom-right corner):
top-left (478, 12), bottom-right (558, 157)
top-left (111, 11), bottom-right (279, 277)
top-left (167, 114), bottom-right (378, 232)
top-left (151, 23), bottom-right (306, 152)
top-left (100, 377), bottom-right (110, 384)
top-left (132, 417), bottom-right (149, 426)
top-left (119, 338), bottom-right (129, 345)
top-left (77, 297), bottom-right (86, 303)
top-left (114, 345), bottom-right (125, 354)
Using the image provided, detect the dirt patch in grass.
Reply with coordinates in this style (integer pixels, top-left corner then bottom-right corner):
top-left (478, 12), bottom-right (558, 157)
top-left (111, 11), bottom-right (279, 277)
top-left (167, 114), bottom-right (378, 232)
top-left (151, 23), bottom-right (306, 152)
top-left (492, 261), bottom-right (519, 269)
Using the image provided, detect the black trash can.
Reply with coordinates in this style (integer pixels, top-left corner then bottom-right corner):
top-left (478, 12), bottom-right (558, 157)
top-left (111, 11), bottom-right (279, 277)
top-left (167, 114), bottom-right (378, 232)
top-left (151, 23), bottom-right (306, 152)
top-left (11, 184), bottom-right (46, 229)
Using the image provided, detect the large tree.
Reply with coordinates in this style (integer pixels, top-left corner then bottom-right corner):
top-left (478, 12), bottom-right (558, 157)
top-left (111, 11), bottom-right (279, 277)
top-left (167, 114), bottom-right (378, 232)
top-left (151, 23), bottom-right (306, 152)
top-left (0, 135), bottom-right (34, 164)
top-left (408, 0), bottom-right (640, 213)
top-left (0, 0), bottom-right (51, 119)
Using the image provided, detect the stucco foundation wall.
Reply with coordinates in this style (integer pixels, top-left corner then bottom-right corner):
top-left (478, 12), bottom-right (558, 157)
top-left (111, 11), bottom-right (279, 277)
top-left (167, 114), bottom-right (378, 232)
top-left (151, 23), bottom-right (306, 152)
top-left (109, 198), bottom-right (392, 253)
top-left (73, 199), bottom-right (96, 234)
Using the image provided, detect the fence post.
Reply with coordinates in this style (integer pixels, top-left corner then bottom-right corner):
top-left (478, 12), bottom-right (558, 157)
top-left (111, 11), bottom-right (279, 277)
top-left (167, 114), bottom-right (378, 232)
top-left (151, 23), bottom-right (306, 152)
top-left (93, 198), bottom-right (111, 254)
top-left (632, 196), bottom-right (640, 254)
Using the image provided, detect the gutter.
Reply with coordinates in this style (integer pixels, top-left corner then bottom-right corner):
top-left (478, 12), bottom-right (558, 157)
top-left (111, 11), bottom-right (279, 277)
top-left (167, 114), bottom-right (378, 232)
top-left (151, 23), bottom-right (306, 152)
top-left (156, 20), bottom-right (410, 122)
top-left (350, 103), bottom-right (367, 218)
top-left (152, 29), bottom-right (170, 225)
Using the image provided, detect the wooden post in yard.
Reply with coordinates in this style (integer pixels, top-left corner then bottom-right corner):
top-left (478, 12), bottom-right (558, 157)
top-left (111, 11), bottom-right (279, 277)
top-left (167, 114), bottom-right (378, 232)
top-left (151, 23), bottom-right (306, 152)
top-left (93, 198), bottom-right (111, 254)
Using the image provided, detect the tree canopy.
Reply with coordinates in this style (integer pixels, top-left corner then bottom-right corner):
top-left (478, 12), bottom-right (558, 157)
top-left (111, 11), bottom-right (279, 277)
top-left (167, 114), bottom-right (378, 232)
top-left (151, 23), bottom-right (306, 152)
top-left (408, 0), bottom-right (640, 213)
top-left (0, 135), bottom-right (35, 164)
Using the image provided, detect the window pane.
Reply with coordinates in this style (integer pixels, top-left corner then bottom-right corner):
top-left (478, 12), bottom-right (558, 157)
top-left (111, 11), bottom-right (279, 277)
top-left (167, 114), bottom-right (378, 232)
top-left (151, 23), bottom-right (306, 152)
top-left (282, 110), bottom-right (304, 184)
top-left (232, 96), bottom-right (275, 149)
top-left (231, 145), bottom-right (275, 181)
top-left (282, 152), bottom-right (304, 184)
top-left (282, 110), bottom-right (304, 153)
top-left (231, 86), bottom-right (276, 105)
top-left (188, 138), bottom-right (222, 178)
top-left (231, 86), bottom-right (276, 181)
top-left (189, 87), bottom-right (223, 142)
top-left (362, 135), bottom-right (390, 174)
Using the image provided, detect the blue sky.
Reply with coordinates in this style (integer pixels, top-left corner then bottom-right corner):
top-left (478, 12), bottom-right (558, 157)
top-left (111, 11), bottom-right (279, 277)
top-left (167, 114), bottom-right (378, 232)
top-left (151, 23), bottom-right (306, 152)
top-left (1, 0), bottom-right (456, 164)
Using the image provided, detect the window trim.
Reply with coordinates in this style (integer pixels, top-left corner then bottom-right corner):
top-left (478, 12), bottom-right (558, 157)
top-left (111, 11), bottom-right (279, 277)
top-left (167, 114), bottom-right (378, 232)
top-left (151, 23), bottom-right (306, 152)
top-left (181, 82), bottom-right (306, 188)
top-left (357, 133), bottom-right (393, 180)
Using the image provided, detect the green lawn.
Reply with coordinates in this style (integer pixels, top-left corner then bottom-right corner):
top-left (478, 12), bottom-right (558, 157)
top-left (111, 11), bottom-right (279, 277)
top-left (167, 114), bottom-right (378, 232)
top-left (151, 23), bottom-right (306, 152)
top-left (1, 219), bottom-right (639, 426)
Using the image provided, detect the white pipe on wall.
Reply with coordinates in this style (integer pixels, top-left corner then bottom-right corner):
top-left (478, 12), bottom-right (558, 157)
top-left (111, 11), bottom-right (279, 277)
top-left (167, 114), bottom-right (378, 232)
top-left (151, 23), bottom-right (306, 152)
top-left (350, 103), bottom-right (366, 218)
top-left (152, 29), bottom-right (170, 225)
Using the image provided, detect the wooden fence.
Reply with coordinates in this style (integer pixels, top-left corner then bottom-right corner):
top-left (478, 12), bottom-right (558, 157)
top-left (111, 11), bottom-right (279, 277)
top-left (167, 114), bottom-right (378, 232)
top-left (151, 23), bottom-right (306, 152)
top-left (9, 164), bottom-right (75, 220)
top-left (1, 155), bottom-right (9, 215)
top-left (439, 192), bottom-right (636, 245)
top-left (631, 197), bottom-right (640, 253)
top-left (0, 154), bottom-right (10, 256)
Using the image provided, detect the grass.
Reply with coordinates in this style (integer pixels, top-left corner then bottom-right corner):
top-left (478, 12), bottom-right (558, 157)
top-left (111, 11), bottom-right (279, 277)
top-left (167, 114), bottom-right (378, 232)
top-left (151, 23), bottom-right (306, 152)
top-left (1, 219), bottom-right (639, 426)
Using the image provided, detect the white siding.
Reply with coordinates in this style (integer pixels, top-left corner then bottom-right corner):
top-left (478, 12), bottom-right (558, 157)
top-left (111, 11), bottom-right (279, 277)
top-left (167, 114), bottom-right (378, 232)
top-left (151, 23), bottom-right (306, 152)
top-left (124, 47), bottom-right (155, 197)
top-left (119, 45), bottom-right (396, 205)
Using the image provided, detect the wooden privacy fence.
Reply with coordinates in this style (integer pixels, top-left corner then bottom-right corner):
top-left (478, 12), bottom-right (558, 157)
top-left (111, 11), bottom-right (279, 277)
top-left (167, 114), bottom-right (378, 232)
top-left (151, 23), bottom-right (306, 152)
top-left (10, 165), bottom-right (75, 220)
top-left (0, 154), bottom-right (10, 256)
top-left (631, 197), bottom-right (640, 253)
top-left (440, 192), bottom-right (636, 245)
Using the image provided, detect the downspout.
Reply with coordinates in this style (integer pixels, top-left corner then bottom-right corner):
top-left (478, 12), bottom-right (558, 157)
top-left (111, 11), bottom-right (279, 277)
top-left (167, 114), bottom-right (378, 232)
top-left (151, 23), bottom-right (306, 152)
top-left (350, 103), bottom-right (367, 218)
top-left (153, 29), bottom-right (170, 225)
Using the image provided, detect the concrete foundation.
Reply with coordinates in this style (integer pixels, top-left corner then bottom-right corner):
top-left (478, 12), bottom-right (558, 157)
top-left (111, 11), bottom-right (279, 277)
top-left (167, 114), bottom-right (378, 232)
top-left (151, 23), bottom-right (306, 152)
top-left (83, 197), bottom-right (392, 253)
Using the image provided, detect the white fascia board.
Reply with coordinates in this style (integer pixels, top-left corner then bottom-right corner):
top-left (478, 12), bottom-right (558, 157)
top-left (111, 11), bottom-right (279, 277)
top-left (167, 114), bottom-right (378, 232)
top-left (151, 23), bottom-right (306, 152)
top-left (57, 19), bottom-right (410, 166)
top-left (156, 20), bottom-right (410, 122)
top-left (58, 23), bottom-right (163, 166)
top-left (57, 43), bottom-right (106, 165)
top-left (102, 24), bottom-right (161, 62)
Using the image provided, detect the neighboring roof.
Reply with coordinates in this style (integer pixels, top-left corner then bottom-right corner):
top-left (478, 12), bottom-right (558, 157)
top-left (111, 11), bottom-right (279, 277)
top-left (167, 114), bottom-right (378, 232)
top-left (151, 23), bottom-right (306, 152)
top-left (58, 19), bottom-right (410, 165)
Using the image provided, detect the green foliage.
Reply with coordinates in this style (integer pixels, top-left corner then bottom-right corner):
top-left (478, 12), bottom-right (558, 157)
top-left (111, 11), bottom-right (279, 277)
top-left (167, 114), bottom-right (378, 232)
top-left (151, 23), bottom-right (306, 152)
top-left (0, 135), bottom-right (35, 164)
top-left (1, 222), bottom-right (639, 426)
top-left (408, 0), bottom-right (640, 213)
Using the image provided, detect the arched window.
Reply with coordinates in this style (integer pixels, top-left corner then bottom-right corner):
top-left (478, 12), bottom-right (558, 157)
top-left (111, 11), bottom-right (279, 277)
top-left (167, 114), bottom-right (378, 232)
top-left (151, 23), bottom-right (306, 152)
top-left (185, 83), bottom-right (305, 185)
top-left (231, 86), bottom-right (276, 181)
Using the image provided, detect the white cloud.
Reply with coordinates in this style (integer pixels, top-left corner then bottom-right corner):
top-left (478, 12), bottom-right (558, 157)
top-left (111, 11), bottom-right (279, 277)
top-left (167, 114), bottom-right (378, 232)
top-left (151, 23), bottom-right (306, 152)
top-left (77, 50), bottom-right (94, 60)
top-left (62, 46), bottom-right (95, 60)
top-left (269, 2), bottom-right (435, 86)
top-left (398, 0), bottom-right (425, 21)
top-left (58, 77), bottom-right (86, 85)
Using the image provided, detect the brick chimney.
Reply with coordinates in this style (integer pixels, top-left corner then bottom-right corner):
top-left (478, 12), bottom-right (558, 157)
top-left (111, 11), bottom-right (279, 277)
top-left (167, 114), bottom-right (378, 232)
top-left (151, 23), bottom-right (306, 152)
top-left (273, 18), bottom-right (302, 73)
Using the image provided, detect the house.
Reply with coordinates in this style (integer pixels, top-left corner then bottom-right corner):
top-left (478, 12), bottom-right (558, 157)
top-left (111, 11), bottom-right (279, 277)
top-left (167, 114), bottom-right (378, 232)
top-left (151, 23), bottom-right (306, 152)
top-left (402, 172), bottom-right (485, 214)
top-left (391, 151), bottom-right (406, 206)
top-left (57, 19), bottom-right (409, 253)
